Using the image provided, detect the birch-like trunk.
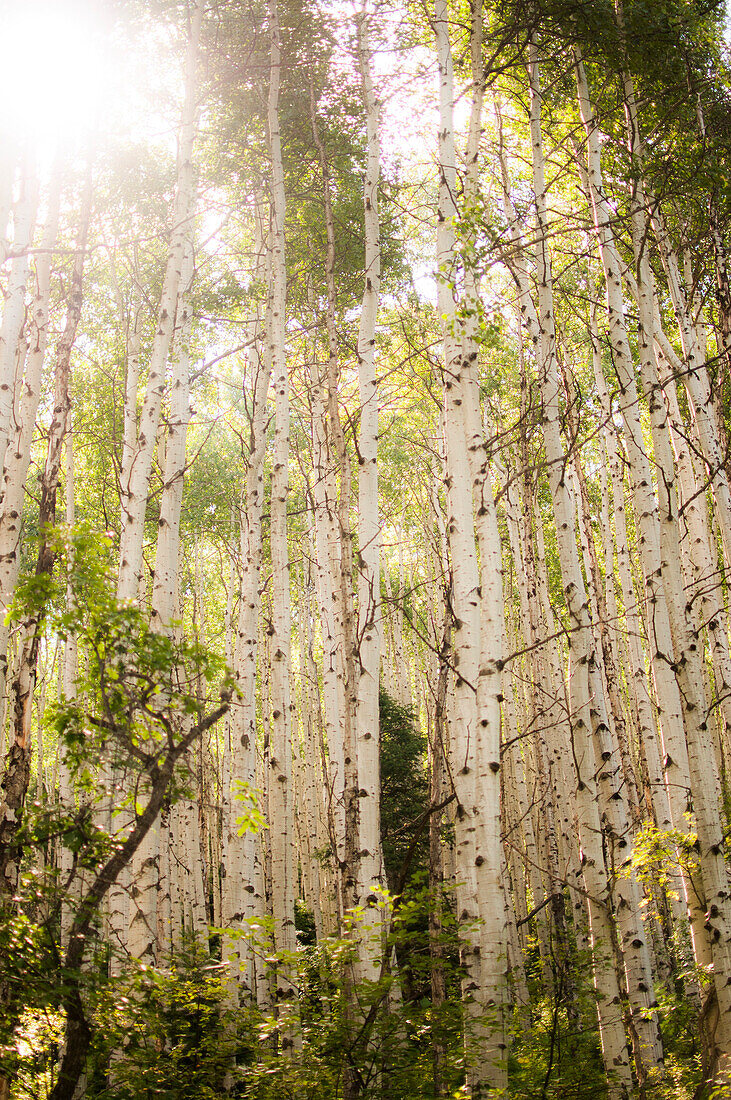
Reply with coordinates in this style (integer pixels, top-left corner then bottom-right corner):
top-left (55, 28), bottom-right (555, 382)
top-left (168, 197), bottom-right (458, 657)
top-left (461, 10), bottom-right (509, 1072)
top-left (308, 79), bottom-right (359, 946)
top-left (575, 56), bottom-right (712, 975)
top-left (435, 4), bottom-right (507, 1089)
top-left (221, 204), bottom-right (270, 1005)
top-left (0, 169), bottom-right (90, 902)
top-left (107, 2), bottom-right (202, 967)
top-left (354, 5), bottom-right (384, 979)
top-left (59, 430), bottom-right (78, 950)
top-left (117, 2), bottom-right (201, 601)
top-left (266, 0), bottom-right (297, 1040)
top-left (0, 158), bottom-right (38, 479)
top-left (295, 562), bottom-right (324, 940)
top-left (528, 41), bottom-right (634, 1095)
top-left (128, 241), bottom-right (194, 963)
top-left (0, 178), bottom-right (60, 709)
top-left (649, 201), bottom-right (731, 571)
top-left (614, 37), bottom-right (731, 1058)
top-left (307, 364), bottom-right (346, 922)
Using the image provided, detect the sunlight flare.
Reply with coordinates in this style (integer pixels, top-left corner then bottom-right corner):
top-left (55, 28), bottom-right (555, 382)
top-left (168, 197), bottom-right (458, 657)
top-left (0, 1), bottom-right (109, 152)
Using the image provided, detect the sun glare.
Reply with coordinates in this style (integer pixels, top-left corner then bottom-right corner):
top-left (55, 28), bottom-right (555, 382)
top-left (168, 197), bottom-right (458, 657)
top-left (0, 1), bottom-right (111, 155)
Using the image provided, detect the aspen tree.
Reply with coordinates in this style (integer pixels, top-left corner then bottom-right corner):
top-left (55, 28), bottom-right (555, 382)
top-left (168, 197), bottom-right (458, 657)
top-left (307, 356), bottom-right (347, 920)
top-left (221, 207), bottom-right (270, 1004)
top-left (170, 797), bottom-right (207, 951)
top-left (106, 2), bottom-right (202, 965)
top-left (562, 366), bottom-right (643, 831)
top-left (127, 240), bottom-right (194, 963)
top-left (588, 317), bottom-right (669, 831)
top-left (527, 39), bottom-right (634, 1094)
top-left (0, 158), bottom-right (38, 481)
top-left (435, 0), bottom-right (485, 1077)
top-left (496, 122), bottom-right (605, 986)
top-left (500, 445), bottom-right (572, 977)
top-left (308, 85), bottom-right (359, 938)
top-left (428, 591), bottom-right (451, 1099)
top-left (649, 199), bottom-right (731, 570)
top-left (149, 241), bottom-right (194, 630)
top-left (614, 33), bottom-right (731, 1056)
top-left (461, 7), bottom-right (509, 1065)
top-left (587, 305), bottom-right (687, 969)
top-left (574, 465), bottom-right (641, 827)
top-left (302, 539), bottom-right (339, 936)
top-left (354, 3), bottom-right (384, 978)
top-left (59, 431), bottom-right (77, 950)
top-left (295, 564), bottom-right (324, 940)
top-left (435, 0), bottom-right (507, 1088)
top-left (381, 570), bottom-right (401, 706)
top-left (390, 532), bottom-right (411, 709)
top-left (119, 302), bottom-right (143, 536)
top-left (158, 808), bottom-right (174, 956)
top-left (500, 646), bottom-right (546, 969)
top-left (266, 0), bottom-right (298, 1037)
top-left (259, 614), bottom-right (275, 1012)
top-left (662, 370), bottom-right (731, 743)
top-left (167, 478), bottom-right (207, 949)
top-left (172, 541), bottom-right (211, 952)
top-left (571, 456), bottom-right (663, 1075)
top-left (0, 170), bottom-right (91, 902)
top-left (0, 179), bottom-right (60, 709)
top-left (575, 57), bottom-right (714, 974)
top-left (117, 1), bottom-right (201, 601)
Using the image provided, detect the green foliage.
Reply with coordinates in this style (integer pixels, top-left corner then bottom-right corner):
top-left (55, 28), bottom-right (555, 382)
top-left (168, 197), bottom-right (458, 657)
top-left (653, 988), bottom-right (704, 1100)
top-left (1, 1007), bottom-right (64, 1100)
top-left (237, 892), bottom-right (467, 1100)
top-left (15, 526), bottom-right (234, 801)
top-left (89, 945), bottom-right (235, 1100)
top-left (629, 821), bottom-right (701, 893)
top-left (0, 527), bottom-right (233, 1093)
top-left (0, 916), bottom-right (58, 1049)
top-left (233, 782), bottom-right (269, 838)
top-left (379, 689), bottom-right (429, 891)
top-left (3, 0), bottom-right (730, 1095)
top-left (507, 959), bottom-right (609, 1100)
top-left (295, 899), bottom-right (317, 947)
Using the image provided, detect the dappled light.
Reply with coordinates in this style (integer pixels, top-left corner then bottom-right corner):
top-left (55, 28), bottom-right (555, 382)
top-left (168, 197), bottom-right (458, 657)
top-left (0, 0), bottom-right (731, 1098)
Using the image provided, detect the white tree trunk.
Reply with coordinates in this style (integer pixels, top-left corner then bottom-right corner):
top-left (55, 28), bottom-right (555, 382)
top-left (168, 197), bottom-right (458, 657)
top-left (221, 205), bottom-right (270, 1005)
top-left (435, 4), bottom-right (508, 1088)
top-left (0, 180), bottom-right (59, 707)
top-left (618, 57), bottom-right (731, 1052)
top-left (128, 240), bottom-right (194, 963)
top-left (354, 6), bottom-right (384, 979)
top-left (117, 1), bottom-right (201, 601)
top-left (576, 55), bottom-right (712, 973)
top-left (0, 159), bottom-right (38, 478)
top-left (528, 42), bottom-right (634, 1095)
top-left (267, 0), bottom-right (297, 1039)
top-left (59, 430), bottom-right (78, 950)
